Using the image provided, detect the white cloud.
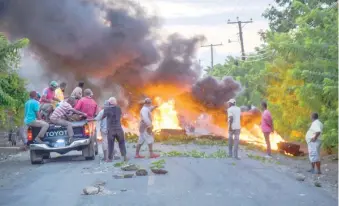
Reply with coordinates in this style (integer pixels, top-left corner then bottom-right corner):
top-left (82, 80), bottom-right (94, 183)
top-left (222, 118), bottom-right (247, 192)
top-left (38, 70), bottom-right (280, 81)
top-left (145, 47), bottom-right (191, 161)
top-left (139, 0), bottom-right (272, 66)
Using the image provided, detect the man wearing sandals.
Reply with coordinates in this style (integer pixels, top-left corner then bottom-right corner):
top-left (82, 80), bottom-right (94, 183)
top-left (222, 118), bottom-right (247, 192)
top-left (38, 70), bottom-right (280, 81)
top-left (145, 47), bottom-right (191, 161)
top-left (306, 112), bottom-right (323, 175)
top-left (24, 91), bottom-right (49, 144)
top-left (135, 98), bottom-right (160, 159)
top-left (50, 97), bottom-right (87, 144)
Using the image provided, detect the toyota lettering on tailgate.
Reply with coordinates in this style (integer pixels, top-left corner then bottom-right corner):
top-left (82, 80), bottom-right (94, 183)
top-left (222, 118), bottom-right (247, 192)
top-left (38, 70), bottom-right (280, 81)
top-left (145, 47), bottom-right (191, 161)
top-left (46, 130), bottom-right (68, 137)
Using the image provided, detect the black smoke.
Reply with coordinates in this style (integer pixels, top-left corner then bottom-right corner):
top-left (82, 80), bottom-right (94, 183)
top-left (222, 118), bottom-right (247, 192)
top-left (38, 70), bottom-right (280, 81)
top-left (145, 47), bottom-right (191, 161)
top-left (0, 0), bottom-right (241, 109)
top-left (191, 76), bottom-right (242, 108)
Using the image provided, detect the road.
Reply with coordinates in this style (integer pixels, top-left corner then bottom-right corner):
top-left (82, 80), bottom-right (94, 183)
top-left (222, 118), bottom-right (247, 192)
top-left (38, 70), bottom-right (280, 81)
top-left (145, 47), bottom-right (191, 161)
top-left (0, 143), bottom-right (337, 206)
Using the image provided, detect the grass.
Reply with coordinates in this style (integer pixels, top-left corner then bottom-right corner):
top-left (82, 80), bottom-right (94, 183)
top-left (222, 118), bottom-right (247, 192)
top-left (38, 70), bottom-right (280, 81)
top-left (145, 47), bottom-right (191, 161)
top-left (162, 149), bottom-right (229, 159)
top-left (150, 159), bottom-right (166, 169)
top-left (114, 162), bottom-right (128, 167)
top-left (125, 132), bottom-right (228, 146)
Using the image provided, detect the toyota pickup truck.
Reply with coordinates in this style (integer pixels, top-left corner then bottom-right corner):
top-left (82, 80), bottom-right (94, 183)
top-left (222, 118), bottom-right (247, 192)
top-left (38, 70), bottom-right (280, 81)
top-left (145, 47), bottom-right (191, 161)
top-left (27, 120), bottom-right (98, 164)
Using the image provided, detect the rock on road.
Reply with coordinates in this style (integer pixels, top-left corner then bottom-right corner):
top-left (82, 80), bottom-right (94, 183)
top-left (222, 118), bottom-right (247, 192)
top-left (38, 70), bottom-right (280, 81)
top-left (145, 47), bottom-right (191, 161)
top-left (0, 144), bottom-right (337, 206)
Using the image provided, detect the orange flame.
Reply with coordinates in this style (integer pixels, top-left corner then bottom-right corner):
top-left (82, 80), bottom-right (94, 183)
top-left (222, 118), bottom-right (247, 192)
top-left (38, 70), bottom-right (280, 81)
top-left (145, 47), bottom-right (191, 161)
top-left (123, 88), bottom-right (285, 150)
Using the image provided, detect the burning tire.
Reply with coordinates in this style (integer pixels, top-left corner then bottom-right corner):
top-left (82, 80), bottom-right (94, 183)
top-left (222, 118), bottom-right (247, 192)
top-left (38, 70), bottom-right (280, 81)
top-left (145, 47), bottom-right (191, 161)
top-left (30, 150), bottom-right (44, 164)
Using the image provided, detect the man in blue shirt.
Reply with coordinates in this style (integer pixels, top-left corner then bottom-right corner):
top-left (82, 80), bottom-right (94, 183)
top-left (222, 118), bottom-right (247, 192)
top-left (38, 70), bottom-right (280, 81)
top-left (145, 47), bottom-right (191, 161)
top-left (24, 91), bottom-right (49, 144)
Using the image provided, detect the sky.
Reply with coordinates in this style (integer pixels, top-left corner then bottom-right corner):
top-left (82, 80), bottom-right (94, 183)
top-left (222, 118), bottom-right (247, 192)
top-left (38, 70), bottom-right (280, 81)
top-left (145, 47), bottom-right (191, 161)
top-left (140, 0), bottom-right (274, 69)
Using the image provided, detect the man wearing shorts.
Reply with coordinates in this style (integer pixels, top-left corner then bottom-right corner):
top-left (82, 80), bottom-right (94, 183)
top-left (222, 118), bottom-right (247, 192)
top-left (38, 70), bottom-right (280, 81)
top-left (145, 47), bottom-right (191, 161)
top-left (135, 98), bottom-right (159, 159)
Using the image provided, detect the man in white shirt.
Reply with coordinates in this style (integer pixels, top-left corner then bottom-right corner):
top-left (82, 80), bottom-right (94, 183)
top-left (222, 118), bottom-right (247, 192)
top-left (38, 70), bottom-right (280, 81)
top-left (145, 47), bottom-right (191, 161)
top-left (226, 99), bottom-right (241, 159)
top-left (306, 113), bottom-right (323, 174)
top-left (135, 98), bottom-right (159, 159)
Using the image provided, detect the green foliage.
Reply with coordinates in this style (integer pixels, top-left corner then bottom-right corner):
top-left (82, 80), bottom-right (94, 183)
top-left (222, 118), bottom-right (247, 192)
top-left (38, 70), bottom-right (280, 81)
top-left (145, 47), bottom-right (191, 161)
top-left (208, 0), bottom-right (338, 152)
top-left (150, 159), bottom-right (166, 169)
top-left (162, 149), bottom-right (228, 159)
top-left (206, 46), bottom-right (274, 106)
top-left (0, 34), bottom-right (29, 129)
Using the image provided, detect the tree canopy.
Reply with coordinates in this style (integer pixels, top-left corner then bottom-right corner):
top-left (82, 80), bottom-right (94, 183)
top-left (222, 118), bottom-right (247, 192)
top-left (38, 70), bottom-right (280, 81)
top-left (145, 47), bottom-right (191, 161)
top-left (208, 0), bottom-right (338, 151)
top-left (0, 34), bottom-right (29, 128)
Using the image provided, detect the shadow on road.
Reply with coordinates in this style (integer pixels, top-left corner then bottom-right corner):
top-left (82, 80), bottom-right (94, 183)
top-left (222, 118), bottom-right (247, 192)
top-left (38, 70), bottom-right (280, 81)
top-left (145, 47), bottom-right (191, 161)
top-left (44, 155), bottom-right (89, 164)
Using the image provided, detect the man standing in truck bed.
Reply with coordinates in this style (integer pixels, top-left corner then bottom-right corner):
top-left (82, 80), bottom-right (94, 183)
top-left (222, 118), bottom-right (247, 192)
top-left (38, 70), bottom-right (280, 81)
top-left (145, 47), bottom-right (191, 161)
top-left (40, 81), bottom-right (60, 120)
top-left (74, 89), bottom-right (98, 119)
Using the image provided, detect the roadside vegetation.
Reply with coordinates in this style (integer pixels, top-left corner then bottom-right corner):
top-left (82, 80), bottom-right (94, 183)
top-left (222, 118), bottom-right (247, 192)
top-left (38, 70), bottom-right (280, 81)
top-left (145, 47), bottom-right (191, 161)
top-left (0, 34), bottom-right (29, 129)
top-left (207, 0), bottom-right (338, 152)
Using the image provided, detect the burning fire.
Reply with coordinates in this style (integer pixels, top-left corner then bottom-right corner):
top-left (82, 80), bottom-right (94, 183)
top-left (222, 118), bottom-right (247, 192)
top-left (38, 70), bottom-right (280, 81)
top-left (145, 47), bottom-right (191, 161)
top-left (152, 97), bottom-right (181, 131)
top-left (149, 98), bottom-right (285, 150)
top-left (240, 125), bottom-right (285, 150)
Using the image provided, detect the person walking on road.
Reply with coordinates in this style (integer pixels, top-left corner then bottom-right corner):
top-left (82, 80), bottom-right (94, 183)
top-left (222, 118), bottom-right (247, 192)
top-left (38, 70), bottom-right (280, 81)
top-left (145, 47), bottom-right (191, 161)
top-left (50, 97), bottom-right (87, 144)
top-left (135, 98), bottom-right (160, 159)
top-left (261, 101), bottom-right (273, 157)
top-left (101, 97), bottom-right (128, 162)
top-left (306, 112), bottom-right (323, 174)
top-left (95, 100), bottom-right (117, 161)
top-left (24, 91), bottom-right (49, 144)
top-left (226, 99), bottom-right (241, 159)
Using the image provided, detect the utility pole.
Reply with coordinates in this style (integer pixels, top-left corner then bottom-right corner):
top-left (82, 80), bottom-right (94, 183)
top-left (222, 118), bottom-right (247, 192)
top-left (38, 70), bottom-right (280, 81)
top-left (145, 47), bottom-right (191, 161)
top-left (227, 17), bottom-right (253, 60)
top-left (201, 43), bottom-right (222, 70)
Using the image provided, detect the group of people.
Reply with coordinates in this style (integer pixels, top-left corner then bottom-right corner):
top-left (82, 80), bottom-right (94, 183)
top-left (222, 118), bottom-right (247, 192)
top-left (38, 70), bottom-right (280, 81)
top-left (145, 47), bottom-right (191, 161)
top-left (226, 98), bottom-right (323, 175)
top-left (24, 81), bottom-right (96, 147)
top-left (94, 97), bottom-right (160, 162)
top-left (23, 80), bottom-right (161, 162)
top-left (23, 80), bottom-right (324, 173)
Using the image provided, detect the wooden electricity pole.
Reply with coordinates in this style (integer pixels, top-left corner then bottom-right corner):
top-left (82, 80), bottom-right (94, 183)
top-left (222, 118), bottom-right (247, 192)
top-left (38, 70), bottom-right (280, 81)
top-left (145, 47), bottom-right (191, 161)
top-left (201, 43), bottom-right (222, 70)
top-left (227, 17), bottom-right (253, 60)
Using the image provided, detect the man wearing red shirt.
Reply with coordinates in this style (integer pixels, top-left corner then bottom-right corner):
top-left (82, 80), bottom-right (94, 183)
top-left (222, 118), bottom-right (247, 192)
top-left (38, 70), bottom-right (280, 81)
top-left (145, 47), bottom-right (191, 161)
top-left (74, 89), bottom-right (98, 119)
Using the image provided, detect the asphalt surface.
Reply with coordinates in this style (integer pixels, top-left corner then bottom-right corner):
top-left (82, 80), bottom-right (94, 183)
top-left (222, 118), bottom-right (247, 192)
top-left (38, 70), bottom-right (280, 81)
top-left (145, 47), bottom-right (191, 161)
top-left (0, 144), bottom-right (337, 206)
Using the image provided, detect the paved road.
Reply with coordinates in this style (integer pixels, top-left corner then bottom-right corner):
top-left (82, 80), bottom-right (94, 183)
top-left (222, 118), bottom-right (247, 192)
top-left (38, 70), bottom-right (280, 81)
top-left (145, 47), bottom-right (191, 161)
top-left (0, 144), bottom-right (337, 206)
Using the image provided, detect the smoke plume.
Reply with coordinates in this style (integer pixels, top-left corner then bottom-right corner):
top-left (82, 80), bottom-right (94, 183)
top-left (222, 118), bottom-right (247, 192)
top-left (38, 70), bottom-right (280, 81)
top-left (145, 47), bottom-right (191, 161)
top-left (0, 0), bottom-right (242, 110)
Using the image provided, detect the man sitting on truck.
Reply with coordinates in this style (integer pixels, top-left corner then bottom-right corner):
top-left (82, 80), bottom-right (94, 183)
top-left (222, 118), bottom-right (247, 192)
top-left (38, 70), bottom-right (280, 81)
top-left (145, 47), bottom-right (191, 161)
top-left (24, 91), bottom-right (49, 144)
top-left (74, 89), bottom-right (98, 119)
top-left (50, 97), bottom-right (87, 144)
top-left (40, 81), bottom-right (61, 120)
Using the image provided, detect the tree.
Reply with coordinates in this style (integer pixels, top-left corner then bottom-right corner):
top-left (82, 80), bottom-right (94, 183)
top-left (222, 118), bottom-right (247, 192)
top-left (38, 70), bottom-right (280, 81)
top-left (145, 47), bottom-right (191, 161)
top-left (262, 0), bottom-right (337, 32)
top-left (207, 47), bottom-right (272, 107)
top-left (0, 34), bottom-right (29, 128)
top-left (208, 0), bottom-right (338, 151)
top-left (264, 0), bottom-right (338, 150)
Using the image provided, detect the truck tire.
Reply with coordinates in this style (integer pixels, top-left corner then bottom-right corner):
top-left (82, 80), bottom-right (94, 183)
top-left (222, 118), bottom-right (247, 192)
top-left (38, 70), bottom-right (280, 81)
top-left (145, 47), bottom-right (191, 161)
top-left (82, 137), bottom-right (95, 160)
top-left (95, 140), bottom-right (98, 155)
top-left (30, 150), bottom-right (44, 164)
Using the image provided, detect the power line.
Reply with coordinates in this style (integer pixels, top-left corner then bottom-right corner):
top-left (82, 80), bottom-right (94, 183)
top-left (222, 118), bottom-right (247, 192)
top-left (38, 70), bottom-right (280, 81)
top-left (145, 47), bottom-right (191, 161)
top-left (227, 17), bottom-right (253, 60)
top-left (201, 43), bottom-right (222, 70)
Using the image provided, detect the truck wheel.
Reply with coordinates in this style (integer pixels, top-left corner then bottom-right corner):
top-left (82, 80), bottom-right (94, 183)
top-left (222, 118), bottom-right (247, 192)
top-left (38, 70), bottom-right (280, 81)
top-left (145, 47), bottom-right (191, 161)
top-left (42, 153), bottom-right (51, 159)
top-left (30, 150), bottom-right (44, 164)
top-left (95, 140), bottom-right (98, 155)
top-left (82, 138), bottom-right (95, 160)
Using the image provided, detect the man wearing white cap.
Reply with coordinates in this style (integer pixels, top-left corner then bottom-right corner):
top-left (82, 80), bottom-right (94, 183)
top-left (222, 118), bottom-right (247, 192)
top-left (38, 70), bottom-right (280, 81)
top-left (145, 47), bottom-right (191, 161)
top-left (101, 97), bottom-right (128, 162)
top-left (135, 98), bottom-right (159, 159)
top-left (226, 98), bottom-right (241, 159)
